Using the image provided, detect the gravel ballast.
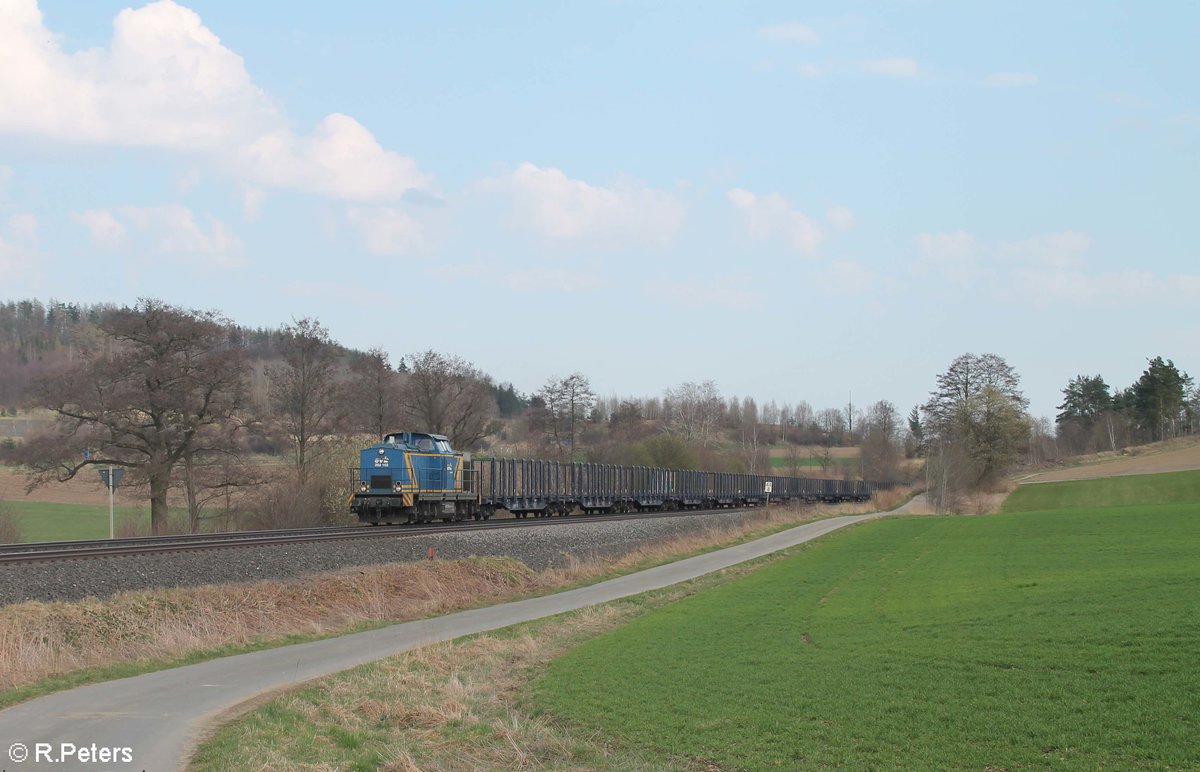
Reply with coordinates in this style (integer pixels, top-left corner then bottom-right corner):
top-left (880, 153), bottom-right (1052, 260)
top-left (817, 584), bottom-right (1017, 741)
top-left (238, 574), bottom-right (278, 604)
top-left (0, 509), bottom-right (772, 605)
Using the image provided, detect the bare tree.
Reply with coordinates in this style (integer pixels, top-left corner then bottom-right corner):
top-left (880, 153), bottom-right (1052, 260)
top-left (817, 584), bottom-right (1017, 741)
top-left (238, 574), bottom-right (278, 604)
top-left (19, 299), bottom-right (248, 534)
top-left (664, 380), bottom-right (723, 447)
top-left (860, 400), bottom-right (902, 481)
top-left (345, 347), bottom-right (403, 441)
top-left (538, 372), bottom-right (595, 459)
top-left (267, 318), bottom-right (344, 485)
top-left (401, 350), bottom-right (495, 448)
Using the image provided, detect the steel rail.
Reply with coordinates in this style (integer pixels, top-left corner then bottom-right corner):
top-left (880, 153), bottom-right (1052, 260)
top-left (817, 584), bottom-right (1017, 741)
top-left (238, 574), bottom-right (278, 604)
top-left (0, 505), bottom-right (783, 565)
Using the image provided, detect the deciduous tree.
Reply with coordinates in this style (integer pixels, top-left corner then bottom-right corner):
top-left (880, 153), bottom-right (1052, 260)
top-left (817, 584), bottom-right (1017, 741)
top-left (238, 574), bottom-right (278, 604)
top-left (19, 299), bottom-right (248, 534)
top-left (267, 318), bottom-right (344, 485)
top-left (401, 350), bottom-right (495, 449)
top-left (538, 372), bottom-right (595, 459)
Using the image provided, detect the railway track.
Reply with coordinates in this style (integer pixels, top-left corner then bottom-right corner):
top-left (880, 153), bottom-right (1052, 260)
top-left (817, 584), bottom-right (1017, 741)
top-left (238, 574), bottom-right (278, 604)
top-left (0, 505), bottom-right (776, 565)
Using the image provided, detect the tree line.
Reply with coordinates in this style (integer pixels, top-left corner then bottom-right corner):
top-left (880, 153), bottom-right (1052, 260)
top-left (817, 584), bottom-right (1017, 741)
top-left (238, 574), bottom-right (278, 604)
top-left (10, 298), bottom-right (1191, 529)
top-left (1056, 358), bottom-right (1196, 454)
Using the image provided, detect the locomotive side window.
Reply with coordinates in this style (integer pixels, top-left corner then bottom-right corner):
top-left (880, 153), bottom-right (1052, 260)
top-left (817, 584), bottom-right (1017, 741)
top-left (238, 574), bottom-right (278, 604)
top-left (435, 439), bottom-right (452, 453)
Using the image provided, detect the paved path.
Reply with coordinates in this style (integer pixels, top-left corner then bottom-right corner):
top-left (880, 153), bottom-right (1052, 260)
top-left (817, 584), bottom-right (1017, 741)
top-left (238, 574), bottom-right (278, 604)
top-left (0, 512), bottom-right (880, 771)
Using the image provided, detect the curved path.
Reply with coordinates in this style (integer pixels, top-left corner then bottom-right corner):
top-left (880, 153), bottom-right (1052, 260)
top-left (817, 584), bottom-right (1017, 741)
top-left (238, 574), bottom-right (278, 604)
top-left (0, 512), bottom-right (884, 771)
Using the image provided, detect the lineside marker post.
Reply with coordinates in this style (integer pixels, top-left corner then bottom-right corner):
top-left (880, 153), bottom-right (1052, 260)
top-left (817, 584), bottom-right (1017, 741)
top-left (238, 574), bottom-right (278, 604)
top-left (765, 480), bottom-right (772, 507)
top-left (97, 465), bottom-right (124, 539)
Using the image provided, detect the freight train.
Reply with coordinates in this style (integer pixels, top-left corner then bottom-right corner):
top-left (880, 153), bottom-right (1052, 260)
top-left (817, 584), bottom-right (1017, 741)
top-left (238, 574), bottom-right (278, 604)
top-left (350, 431), bottom-right (888, 526)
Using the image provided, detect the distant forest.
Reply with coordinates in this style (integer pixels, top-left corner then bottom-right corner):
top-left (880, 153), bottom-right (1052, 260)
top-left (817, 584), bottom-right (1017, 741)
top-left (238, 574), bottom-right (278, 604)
top-left (0, 298), bottom-right (345, 409)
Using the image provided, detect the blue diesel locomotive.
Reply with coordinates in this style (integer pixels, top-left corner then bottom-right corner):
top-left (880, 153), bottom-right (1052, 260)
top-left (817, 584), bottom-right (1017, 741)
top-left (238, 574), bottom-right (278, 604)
top-left (350, 432), bottom-right (481, 524)
top-left (351, 431), bottom-right (887, 525)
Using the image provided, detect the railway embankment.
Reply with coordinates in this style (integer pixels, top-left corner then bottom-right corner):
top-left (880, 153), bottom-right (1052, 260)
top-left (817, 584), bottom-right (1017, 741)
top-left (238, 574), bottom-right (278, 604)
top-left (4, 507), bottom-right (774, 606)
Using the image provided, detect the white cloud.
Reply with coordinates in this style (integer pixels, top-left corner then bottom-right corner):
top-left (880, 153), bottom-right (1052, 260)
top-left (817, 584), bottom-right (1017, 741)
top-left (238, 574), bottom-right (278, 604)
top-left (727, 188), bottom-right (822, 255)
top-left (237, 114), bottom-right (431, 202)
top-left (0, 0), bottom-right (430, 202)
top-left (826, 206), bottom-right (854, 231)
top-left (799, 63), bottom-right (832, 79)
top-left (862, 58), bottom-right (919, 78)
top-left (984, 72), bottom-right (1038, 88)
top-left (662, 278), bottom-right (760, 310)
top-left (760, 23), bottom-right (818, 45)
top-left (0, 166), bottom-right (12, 195)
top-left (484, 163), bottom-right (685, 247)
top-left (118, 204), bottom-right (243, 266)
top-left (345, 206), bottom-right (423, 256)
top-left (73, 209), bottom-right (127, 248)
top-left (241, 185), bottom-right (266, 221)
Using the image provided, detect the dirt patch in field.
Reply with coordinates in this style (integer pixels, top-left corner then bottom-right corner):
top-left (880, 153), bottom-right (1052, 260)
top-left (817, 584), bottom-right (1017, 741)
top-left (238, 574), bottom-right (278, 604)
top-left (0, 465), bottom-right (134, 506)
top-left (1019, 438), bottom-right (1200, 484)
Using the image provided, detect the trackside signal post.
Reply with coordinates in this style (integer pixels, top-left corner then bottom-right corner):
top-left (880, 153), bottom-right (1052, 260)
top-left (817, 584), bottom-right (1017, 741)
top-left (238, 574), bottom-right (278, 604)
top-left (98, 466), bottom-right (125, 539)
top-left (764, 480), bottom-right (772, 507)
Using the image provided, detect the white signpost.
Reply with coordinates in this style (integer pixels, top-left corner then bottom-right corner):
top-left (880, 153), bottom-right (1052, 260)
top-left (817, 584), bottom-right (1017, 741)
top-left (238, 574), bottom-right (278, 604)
top-left (97, 466), bottom-right (125, 539)
top-left (764, 480), bottom-right (772, 507)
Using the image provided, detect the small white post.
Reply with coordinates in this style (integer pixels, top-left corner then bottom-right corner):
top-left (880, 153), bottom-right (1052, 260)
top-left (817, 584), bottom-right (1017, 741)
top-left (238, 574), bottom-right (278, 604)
top-left (108, 464), bottom-right (114, 539)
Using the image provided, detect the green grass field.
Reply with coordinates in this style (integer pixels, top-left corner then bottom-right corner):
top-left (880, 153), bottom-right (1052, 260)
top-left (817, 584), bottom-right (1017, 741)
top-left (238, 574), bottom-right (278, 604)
top-left (0, 501), bottom-right (154, 542)
top-left (532, 474), bottom-right (1200, 768)
top-left (1004, 468), bottom-right (1200, 512)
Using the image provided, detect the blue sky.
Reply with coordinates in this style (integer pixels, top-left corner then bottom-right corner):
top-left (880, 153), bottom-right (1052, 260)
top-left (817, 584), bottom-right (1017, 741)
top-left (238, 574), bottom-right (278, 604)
top-left (1, 0), bottom-right (1196, 421)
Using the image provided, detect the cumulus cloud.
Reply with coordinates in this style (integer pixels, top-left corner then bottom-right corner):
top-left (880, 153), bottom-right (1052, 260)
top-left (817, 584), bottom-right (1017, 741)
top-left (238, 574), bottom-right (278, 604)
top-left (73, 209), bottom-right (128, 248)
top-left (484, 163), bottom-right (685, 247)
top-left (862, 58), bottom-right (919, 77)
top-left (727, 188), bottom-right (822, 255)
top-left (984, 72), bottom-right (1038, 87)
top-left (345, 206), bottom-right (424, 256)
top-left (760, 23), bottom-right (818, 45)
top-left (0, 0), bottom-right (430, 202)
top-left (118, 205), bottom-right (243, 266)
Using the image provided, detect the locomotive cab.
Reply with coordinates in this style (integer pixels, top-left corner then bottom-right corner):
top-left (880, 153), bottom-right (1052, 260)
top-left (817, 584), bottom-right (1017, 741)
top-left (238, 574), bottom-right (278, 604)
top-left (350, 432), bottom-right (481, 525)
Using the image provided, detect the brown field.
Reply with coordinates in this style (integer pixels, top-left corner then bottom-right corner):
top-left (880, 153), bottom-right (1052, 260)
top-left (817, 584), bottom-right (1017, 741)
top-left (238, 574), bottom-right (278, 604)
top-left (0, 465), bottom-right (132, 506)
top-left (1020, 437), bottom-right (1200, 483)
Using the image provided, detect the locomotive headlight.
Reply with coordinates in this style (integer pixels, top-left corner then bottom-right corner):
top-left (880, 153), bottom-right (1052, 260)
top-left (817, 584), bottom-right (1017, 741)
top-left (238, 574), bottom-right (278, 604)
top-left (393, 481), bottom-right (403, 492)
top-left (359, 481), bottom-right (368, 492)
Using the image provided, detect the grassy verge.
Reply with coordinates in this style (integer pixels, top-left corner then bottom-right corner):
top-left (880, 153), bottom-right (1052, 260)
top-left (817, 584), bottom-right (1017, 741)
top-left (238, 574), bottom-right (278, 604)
top-left (532, 495), bottom-right (1200, 768)
top-left (189, 553), bottom-right (802, 771)
top-left (0, 500), bottom-right (157, 542)
top-left (0, 495), bottom-right (906, 711)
